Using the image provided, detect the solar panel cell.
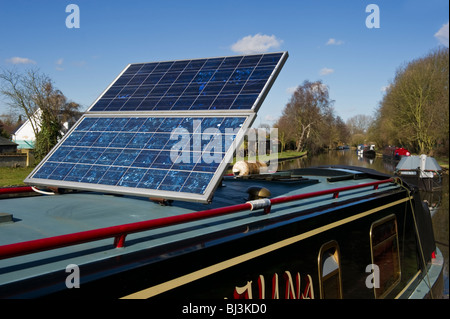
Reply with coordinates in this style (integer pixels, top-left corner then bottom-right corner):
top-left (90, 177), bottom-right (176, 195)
top-left (220, 56), bottom-right (242, 69)
top-left (97, 149), bottom-right (121, 165)
top-left (137, 63), bottom-right (158, 74)
top-left (100, 167), bottom-right (127, 185)
top-left (231, 94), bottom-right (258, 109)
top-left (137, 169), bottom-right (166, 189)
top-left (210, 69), bottom-right (233, 82)
top-left (139, 97), bottom-right (159, 111)
top-left (49, 163), bottom-right (75, 180)
top-left (186, 59), bottom-right (206, 70)
top-left (169, 60), bottom-right (189, 71)
top-left (153, 62), bottom-right (174, 73)
top-left (259, 53), bottom-right (283, 65)
top-left (166, 83), bottom-right (188, 96)
top-left (181, 172), bottom-right (213, 194)
top-left (190, 96), bottom-right (214, 110)
top-left (238, 55), bottom-right (261, 67)
top-left (65, 148), bottom-right (86, 163)
top-left (159, 170), bottom-right (190, 192)
top-left (124, 63), bottom-right (144, 74)
top-left (118, 168), bottom-right (147, 187)
top-left (65, 164), bottom-right (91, 182)
top-left (82, 165), bottom-right (108, 184)
top-left (79, 148), bottom-right (103, 164)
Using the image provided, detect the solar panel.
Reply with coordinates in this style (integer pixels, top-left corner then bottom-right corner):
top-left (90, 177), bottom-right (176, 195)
top-left (88, 52), bottom-right (285, 112)
top-left (25, 52), bottom-right (288, 203)
top-left (26, 114), bottom-right (253, 201)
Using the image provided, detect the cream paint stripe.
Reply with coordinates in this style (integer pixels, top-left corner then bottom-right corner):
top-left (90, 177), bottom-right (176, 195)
top-left (121, 196), bottom-right (411, 299)
top-left (394, 270), bottom-right (422, 299)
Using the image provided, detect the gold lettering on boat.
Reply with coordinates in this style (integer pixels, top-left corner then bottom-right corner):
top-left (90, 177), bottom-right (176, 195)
top-left (233, 271), bottom-right (314, 299)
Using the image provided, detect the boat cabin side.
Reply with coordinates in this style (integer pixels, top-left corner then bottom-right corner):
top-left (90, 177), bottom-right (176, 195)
top-left (40, 179), bottom-right (436, 299)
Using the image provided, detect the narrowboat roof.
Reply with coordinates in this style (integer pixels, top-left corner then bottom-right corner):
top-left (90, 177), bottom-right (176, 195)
top-left (396, 155), bottom-right (442, 171)
top-left (0, 166), bottom-right (401, 296)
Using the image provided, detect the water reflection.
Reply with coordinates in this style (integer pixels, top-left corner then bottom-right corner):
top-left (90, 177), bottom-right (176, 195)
top-left (277, 149), bottom-right (449, 298)
top-left (278, 149), bottom-right (397, 173)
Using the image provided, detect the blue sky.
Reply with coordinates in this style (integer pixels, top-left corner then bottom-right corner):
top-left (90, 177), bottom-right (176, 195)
top-left (0, 0), bottom-right (448, 126)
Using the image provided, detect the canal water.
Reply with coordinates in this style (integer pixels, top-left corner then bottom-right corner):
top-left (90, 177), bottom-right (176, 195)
top-left (278, 149), bottom-right (449, 299)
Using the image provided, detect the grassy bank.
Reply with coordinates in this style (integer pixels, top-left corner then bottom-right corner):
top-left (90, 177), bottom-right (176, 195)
top-left (436, 156), bottom-right (449, 171)
top-left (277, 150), bottom-right (307, 160)
top-left (0, 167), bottom-right (34, 187)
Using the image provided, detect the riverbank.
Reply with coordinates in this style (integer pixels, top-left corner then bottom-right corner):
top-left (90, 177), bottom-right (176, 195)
top-left (0, 167), bottom-right (34, 187)
top-left (231, 150), bottom-right (307, 164)
top-left (436, 157), bottom-right (449, 173)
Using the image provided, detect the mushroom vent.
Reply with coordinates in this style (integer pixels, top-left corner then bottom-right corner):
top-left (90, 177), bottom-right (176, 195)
top-left (246, 186), bottom-right (271, 200)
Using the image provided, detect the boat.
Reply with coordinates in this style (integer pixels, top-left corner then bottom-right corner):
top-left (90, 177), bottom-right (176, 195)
top-left (395, 154), bottom-right (443, 191)
top-left (363, 144), bottom-right (376, 159)
top-left (356, 144), bottom-right (376, 158)
top-left (356, 144), bottom-right (364, 156)
top-left (383, 146), bottom-right (411, 162)
top-left (0, 52), bottom-right (443, 300)
top-left (0, 165), bottom-right (443, 299)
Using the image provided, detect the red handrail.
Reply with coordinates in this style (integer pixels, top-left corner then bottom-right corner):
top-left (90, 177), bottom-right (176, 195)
top-left (0, 178), bottom-right (394, 260)
top-left (0, 186), bottom-right (33, 195)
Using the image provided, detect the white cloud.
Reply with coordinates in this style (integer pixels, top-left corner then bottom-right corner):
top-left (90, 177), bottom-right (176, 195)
top-left (6, 56), bottom-right (36, 64)
top-left (435, 22), bottom-right (449, 47)
top-left (319, 67), bottom-right (334, 76)
top-left (231, 33), bottom-right (283, 54)
top-left (55, 58), bottom-right (64, 71)
top-left (286, 86), bottom-right (298, 95)
top-left (326, 38), bottom-right (344, 46)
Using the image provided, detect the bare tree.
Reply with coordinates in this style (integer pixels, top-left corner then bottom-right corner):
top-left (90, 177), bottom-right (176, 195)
top-left (346, 114), bottom-right (373, 135)
top-left (334, 116), bottom-right (351, 147)
top-left (0, 68), bottom-right (81, 160)
top-left (274, 115), bottom-right (296, 152)
top-left (277, 80), bottom-right (334, 152)
top-left (0, 68), bottom-right (41, 136)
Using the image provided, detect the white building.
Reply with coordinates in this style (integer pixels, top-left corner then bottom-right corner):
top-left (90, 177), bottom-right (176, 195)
top-left (11, 109), bottom-right (80, 150)
top-left (11, 109), bottom-right (42, 150)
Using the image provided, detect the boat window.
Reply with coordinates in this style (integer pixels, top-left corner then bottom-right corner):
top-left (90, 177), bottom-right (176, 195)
top-left (318, 241), bottom-right (342, 299)
top-left (370, 214), bottom-right (401, 298)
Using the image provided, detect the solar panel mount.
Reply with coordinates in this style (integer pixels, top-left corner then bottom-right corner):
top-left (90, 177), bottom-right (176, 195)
top-left (25, 52), bottom-right (288, 203)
